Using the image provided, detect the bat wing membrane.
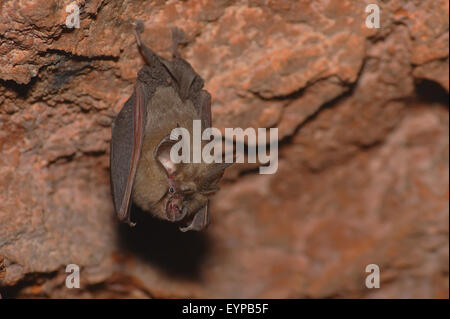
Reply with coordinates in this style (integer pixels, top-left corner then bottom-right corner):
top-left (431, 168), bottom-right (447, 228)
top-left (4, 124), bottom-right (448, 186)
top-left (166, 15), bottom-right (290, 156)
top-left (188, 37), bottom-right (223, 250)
top-left (110, 83), bottom-right (146, 226)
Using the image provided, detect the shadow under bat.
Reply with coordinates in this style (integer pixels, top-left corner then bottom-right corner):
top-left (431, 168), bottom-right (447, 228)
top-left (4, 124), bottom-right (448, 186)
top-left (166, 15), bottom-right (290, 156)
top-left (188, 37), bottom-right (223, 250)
top-left (117, 205), bottom-right (211, 281)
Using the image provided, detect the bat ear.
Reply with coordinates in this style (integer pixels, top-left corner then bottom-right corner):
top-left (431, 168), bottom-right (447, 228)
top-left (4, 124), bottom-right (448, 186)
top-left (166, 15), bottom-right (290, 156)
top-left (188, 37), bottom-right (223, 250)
top-left (155, 135), bottom-right (178, 175)
top-left (200, 162), bottom-right (233, 193)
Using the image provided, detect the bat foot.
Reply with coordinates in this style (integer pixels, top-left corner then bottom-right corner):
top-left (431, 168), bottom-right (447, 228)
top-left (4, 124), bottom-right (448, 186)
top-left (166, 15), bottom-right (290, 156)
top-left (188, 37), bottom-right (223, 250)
top-left (170, 27), bottom-right (186, 59)
top-left (179, 224), bottom-right (194, 232)
top-left (132, 20), bottom-right (144, 47)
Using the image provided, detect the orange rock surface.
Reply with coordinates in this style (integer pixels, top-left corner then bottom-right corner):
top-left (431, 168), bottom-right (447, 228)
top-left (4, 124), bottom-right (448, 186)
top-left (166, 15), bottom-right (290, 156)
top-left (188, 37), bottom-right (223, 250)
top-left (0, 0), bottom-right (448, 298)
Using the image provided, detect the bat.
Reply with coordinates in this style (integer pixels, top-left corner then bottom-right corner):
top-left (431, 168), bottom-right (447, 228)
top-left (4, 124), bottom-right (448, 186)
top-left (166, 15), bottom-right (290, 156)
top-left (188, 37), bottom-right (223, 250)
top-left (0, 255), bottom-right (5, 281)
top-left (110, 21), bottom-right (231, 232)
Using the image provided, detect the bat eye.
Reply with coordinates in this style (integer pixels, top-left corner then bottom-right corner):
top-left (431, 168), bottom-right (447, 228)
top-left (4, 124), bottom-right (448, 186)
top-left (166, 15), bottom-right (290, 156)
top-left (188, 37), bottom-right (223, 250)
top-left (169, 187), bottom-right (175, 194)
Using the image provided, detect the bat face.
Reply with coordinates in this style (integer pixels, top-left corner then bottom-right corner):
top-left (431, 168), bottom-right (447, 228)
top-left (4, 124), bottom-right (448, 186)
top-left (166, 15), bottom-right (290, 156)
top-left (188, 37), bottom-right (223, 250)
top-left (110, 22), bottom-right (231, 231)
top-left (170, 162), bottom-right (227, 231)
top-left (146, 137), bottom-right (229, 231)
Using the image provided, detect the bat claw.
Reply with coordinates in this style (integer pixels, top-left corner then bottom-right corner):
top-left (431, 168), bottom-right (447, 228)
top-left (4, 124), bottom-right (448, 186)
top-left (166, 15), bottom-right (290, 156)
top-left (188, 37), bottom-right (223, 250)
top-left (132, 20), bottom-right (144, 47)
top-left (170, 27), bottom-right (186, 58)
top-left (179, 225), bottom-right (190, 232)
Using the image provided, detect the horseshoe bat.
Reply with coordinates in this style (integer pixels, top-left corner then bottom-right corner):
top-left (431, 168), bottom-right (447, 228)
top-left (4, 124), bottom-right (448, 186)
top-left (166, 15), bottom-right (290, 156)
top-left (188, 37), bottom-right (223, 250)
top-left (110, 22), bottom-right (230, 232)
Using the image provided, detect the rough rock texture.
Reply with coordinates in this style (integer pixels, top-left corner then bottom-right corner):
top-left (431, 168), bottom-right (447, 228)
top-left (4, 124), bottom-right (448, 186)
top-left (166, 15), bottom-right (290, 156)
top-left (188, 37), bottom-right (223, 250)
top-left (0, 0), bottom-right (448, 298)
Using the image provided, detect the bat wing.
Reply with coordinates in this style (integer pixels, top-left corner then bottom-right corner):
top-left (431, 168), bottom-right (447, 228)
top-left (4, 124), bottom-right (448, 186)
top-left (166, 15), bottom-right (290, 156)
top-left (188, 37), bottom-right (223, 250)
top-left (134, 26), bottom-right (212, 128)
top-left (160, 58), bottom-right (212, 130)
top-left (110, 82), bottom-right (146, 226)
top-left (198, 90), bottom-right (212, 129)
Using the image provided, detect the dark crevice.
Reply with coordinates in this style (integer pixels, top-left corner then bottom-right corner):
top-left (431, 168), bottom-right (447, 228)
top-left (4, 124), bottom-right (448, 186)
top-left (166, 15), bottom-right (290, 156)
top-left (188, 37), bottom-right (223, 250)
top-left (45, 49), bottom-right (119, 62)
top-left (276, 53), bottom-right (368, 147)
top-left (0, 76), bottom-right (39, 99)
top-left (51, 64), bottom-right (94, 91)
top-left (414, 79), bottom-right (449, 107)
top-left (0, 270), bottom-right (58, 299)
top-left (251, 85), bottom-right (306, 101)
top-left (0, 49), bottom-right (116, 99)
top-left (45, 153), bottom-right (77, 167)
top-left (277, 86), bottom-right (355, 149)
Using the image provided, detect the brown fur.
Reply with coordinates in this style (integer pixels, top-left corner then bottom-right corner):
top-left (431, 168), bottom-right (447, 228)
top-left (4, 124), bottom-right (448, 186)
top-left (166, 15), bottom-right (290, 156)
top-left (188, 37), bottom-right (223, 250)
top-left (132, 86), bottom-right (198, 218)
top-left (132, 86), bottom-right (226, 225)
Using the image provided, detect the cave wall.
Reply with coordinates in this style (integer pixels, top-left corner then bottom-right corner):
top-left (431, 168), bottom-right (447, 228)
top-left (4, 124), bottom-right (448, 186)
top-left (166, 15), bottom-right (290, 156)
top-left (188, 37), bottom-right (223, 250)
top-left (0, 0), bottom-right (448, 298)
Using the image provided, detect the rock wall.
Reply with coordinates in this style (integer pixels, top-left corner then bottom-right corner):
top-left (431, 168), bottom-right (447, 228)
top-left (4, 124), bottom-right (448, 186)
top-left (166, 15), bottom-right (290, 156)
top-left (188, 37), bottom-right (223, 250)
top-left (0, 0), bottom-right (448, 298)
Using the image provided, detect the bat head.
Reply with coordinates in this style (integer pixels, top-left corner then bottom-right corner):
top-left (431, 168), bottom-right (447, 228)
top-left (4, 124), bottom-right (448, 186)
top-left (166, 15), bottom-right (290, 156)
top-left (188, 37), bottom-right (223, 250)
top-left (154, 135), bottom-right (232, 231)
